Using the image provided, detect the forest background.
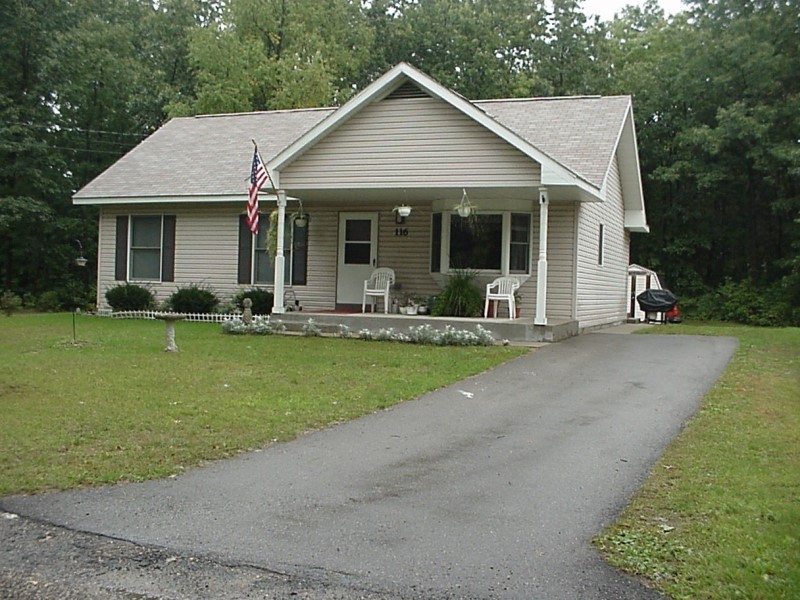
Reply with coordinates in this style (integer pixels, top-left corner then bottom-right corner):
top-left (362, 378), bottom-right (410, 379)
top-left (1, 0), bottom-right (798, 325)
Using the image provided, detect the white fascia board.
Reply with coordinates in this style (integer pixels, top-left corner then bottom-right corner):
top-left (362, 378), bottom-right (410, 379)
top-left (71, 193), bottom-right (297, 206)
top-left (617, 105), bottom-right (648, 220)
top-left (625, 210), bottom-right (650, 233)
top-left (269, 62), bottom-right (595, 192)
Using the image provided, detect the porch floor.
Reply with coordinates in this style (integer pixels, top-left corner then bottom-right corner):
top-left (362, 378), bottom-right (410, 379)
top-left (276, 311), bottom-right (578, 344)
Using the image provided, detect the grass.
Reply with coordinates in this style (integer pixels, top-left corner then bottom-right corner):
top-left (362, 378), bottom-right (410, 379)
top-left (594, 323), bottom-right (800, 600)
top-left (0, 313), bottom-right (526, 496)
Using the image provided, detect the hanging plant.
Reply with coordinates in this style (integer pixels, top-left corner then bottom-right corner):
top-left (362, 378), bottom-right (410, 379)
top-left (453, 188), bottom-right (478, 218)
top-left (267, 209), bottom-right (280, 259)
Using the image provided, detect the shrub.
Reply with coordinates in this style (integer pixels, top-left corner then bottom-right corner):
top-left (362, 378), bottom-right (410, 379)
top-left (36, 290), bottom-right (63, 312)
top-left (105, 283), bottom-right (155, 312)
top-left (682, 279), bottom-right (782, 326)
top-left (168, 284), bottom-right (219, 313)
top-left (232, 288), bottom-right (274, 315)
top-left (432, 269), bottom-right (483, 317)
top-left (1, 292), bottom-right (22, 316)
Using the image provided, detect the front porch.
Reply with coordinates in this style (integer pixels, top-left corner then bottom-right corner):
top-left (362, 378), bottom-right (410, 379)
top-left (278, 311), bottom-right (578, 344)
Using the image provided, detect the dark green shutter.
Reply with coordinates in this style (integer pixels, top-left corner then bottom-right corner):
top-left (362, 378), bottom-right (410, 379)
top-left (291, 221), bottom-right (308, 285)
top-left (238, 215), bottom-right (252, 284)
top-left (115, 216), bottom-right (128, 281)
top-left (161, 215), bottom-right (176, 282)
top-left (430, 213), bottom-right (442, 273)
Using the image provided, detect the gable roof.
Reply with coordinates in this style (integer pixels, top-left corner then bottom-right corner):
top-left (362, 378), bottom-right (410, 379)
top-left (269, 63), bottom-right (601, 198)
top-left (73, 62), bottom-right (646, 231)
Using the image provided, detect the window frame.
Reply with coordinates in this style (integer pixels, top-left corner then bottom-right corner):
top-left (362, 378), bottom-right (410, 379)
top-left (598, 223), bottom-right (605, 266)
top-left (432, 210), bottom-right (532, 276)
top-left (244, 214), bottom-right (307, 287)
top-left (128, 215), bottom-right (164, 282)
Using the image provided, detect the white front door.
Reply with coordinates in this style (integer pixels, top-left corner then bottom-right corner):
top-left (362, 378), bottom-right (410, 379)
top-left (337, 212), bottom-right (378, 305)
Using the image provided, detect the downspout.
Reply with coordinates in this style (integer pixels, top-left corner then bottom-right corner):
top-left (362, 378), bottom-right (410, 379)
top-left (535, 187), bottom-right (549, 326)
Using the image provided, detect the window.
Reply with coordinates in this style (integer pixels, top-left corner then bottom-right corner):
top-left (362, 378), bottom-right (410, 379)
top-left (510, 213), bottom-right (531, 273)
top-left (431, 211), bottom-right (531, 274)
top-left (598, 223), bottom-right (605, 266)
top-left (238, 214), bottom-right (307, 286)
top-left (130, 216), bottom-right (162, 280)
top-left (115, 215), bottom-right (175, 282)
top-left (450, 214), bottom-right (503, 270)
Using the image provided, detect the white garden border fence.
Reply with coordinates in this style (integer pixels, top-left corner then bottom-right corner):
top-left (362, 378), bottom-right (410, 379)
top-left (109, 310), bottom-right (243, 323)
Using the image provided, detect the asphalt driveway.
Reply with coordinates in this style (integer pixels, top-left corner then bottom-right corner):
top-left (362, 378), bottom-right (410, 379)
top-left (1, 332), bottom-right (737, 599)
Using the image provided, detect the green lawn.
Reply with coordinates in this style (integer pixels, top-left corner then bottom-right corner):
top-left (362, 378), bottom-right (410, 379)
top-left (595, 323), bottom-right (800, 600)
top-left (0, 313), bottom-right (526, 495)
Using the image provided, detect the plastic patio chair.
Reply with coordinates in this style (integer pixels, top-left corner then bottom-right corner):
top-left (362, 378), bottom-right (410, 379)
top-left (484, 276), bottom-right (520, 319)
top-left (362, 268), bottom-right (395, 313)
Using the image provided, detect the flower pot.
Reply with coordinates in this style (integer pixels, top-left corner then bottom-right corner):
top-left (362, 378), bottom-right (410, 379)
top-left (406, 306), bottom-right (418, 315)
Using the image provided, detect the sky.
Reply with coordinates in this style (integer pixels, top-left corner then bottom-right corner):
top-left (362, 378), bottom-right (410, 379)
top-left (581, 0), bottom-right (687, 22)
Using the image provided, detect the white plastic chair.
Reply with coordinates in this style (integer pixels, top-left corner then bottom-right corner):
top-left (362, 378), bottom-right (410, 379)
top-left (362, 268), bottom-right (395, 313)
top-left (484, 276), bottom-right (520, 319)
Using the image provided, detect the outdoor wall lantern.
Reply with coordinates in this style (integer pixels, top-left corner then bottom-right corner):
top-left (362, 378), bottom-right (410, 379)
top-left (393, 205), bottom-right (412, 224)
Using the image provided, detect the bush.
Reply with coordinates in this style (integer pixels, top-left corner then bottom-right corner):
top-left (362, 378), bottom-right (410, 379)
top-left (168, 284), bottom-right (219, 313)
top-left (232, 288), bottom-right (274, 315)
top-left (432, 269), bottom-right (483, 317)
top-left (105, 283), bottom-right (155, 312)
top-left (35, 290), bottom-right (63, 312)
top-left (1, 292), bottom-right (22, 316)
top-left (682, 279), bottom-right (782, 326)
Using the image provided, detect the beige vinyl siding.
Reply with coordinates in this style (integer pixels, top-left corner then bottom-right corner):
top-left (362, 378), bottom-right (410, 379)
top-left (98, 204), bottom-right (239, 309)
top-left (546, 204), bottom-right (578, 320)
top-left (97, 203), bottom-right (440, 312)
top-left (378, 207), bottom-right (439, 300)
top-left (575, 155), bottom-right (629, 328)
top-left (280, 96), bottom-right (540, 189)
top-left (523, 202), bottom-right (577, 321)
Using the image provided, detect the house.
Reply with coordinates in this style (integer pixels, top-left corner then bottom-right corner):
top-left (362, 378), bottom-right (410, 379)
top-left (74, 62), bottom-right (648, 334)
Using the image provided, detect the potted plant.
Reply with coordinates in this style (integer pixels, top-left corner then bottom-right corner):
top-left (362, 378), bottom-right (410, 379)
top-left (514, 289), bottom-right (522, 318)
top-left (405, 293), bottom-right (418, 315)
top-left (453, 188), bottom-right (477, 218)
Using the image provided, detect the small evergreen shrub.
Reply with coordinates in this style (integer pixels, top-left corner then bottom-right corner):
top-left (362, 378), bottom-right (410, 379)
top-left (105, 283), bottom-right (155, 312)
top-left (36, 290), bottom-right (64, 312)
top-left (1, 292), bottom-right (22, 316)
top-left (232, 288), bottom-right (274, 315)
top-left (432, 269), bottom-right (483, 317)
top-left (168, 284), bottom-right (219, 313)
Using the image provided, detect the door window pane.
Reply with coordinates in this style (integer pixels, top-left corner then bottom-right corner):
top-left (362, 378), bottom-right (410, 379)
top-left (344, 243), bottom-right (371, 265)
top-left (344, 218), bottom-right (372, 265)
top-left (346, 219), bottom-right (371, 242)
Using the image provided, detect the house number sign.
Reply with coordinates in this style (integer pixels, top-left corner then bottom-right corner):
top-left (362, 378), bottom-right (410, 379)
top-left (394, 227), bottom-right (409, 237)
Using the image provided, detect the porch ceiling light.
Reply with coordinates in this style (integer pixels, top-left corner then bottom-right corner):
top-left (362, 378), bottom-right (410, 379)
top-left (393, 204), bottom-right (412, 224)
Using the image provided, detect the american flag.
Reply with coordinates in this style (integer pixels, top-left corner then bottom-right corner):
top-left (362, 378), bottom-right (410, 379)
top-left (248, 149), bottom-right (270, 235)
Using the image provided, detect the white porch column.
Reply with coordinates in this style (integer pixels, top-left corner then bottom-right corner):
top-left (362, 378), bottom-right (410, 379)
top-left (535, 187), bottom-right (549, 326)
top-left (272, 190), bottom-right (287, 314)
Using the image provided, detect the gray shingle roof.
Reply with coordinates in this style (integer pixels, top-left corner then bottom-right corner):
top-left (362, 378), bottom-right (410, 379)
top-left (74, 95), bottom-right (629, 200)
top-left (74, 108), bottom-right (334, 199)
top-left (475, 95), bottom-right (631, 188)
